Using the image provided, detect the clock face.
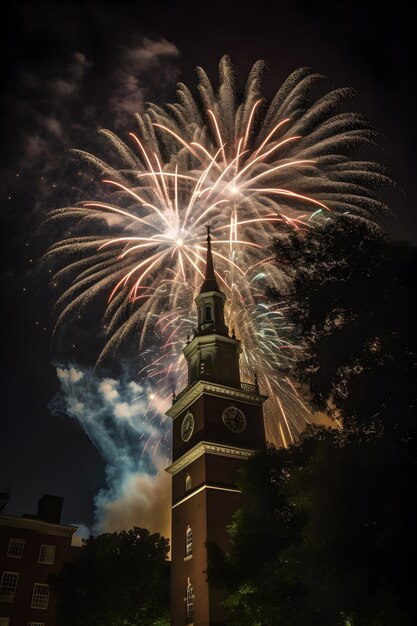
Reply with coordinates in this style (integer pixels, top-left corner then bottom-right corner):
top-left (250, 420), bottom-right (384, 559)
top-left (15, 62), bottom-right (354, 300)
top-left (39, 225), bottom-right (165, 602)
top-left (181, 411), bottom-right (195, 442)
top-left (222, 405), bottom-right (247, 433)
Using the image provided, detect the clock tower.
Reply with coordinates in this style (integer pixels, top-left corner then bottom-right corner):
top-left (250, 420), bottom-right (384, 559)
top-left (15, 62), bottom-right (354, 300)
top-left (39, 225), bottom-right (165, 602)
top-left (166, 228), bottom-right (267, 626)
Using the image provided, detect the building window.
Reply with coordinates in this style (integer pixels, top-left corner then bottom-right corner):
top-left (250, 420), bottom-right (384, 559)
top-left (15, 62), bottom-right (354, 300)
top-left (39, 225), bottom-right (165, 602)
top-left (203, 354), bottom-right (213, 379)
top-left (0, 571), bottom-right (19, 603)
top-left (0, 618), bottom-right (10, 626)
top-left (31, 583), bottom-right (50, 610)
top-left (186, 578), bottom-right (194, 624)
top-left (39, 544), bottom-right (56, 564)
top-left (28, 622), bottom-right (45, 626)
top-left (186, 526), bottom-right (193, 557)
top-left (7, 538), bottom-right (25, 558)
top-left (185, 473), bottom-right (192, 492)
top-left (205, 305), bottom-right (212, 321)
top-left (191, 362), bottom-right (197, 382)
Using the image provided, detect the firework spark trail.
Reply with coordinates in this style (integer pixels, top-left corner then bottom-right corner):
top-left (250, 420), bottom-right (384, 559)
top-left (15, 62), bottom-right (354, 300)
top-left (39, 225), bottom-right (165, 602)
top-left (44, 56), bottom-right (390, 445)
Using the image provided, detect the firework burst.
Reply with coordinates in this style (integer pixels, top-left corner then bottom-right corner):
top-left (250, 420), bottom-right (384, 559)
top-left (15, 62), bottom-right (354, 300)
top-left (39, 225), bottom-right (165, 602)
top-left (44, 56), bottom-right (389, 445)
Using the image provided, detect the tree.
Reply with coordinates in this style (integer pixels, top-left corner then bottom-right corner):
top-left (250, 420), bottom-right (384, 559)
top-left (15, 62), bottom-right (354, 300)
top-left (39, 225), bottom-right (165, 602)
top-left (274, 214), bottom-right (417, 440)
top-left (207, 441), bottom-right (324, 626)
top-left (207, 217), bottom-right (417, 624)
top-left (52, 527), bottom-right (170, 626)
top-left (208, 425), bottom-right (416, 626)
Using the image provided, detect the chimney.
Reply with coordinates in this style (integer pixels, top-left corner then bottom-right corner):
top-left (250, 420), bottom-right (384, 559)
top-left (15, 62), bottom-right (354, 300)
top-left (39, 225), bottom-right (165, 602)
top-left (37, 495), bottom-right (64, 523)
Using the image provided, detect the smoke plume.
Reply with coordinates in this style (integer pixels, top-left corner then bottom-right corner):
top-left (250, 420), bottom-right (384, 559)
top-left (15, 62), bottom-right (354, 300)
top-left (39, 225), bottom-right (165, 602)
top-left (53, 366), bottom-right (172, 540)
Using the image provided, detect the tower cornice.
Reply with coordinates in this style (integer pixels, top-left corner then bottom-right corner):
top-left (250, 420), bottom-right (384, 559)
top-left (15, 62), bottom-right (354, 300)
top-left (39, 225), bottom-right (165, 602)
top-left (167, 379), bottom-right (267, 419)
top-left (183, 332), bottom-right (240, 359)
top-left (194, 289), bottom-right (225, 304)
top-left (165, 440), bottom-right (255, 476)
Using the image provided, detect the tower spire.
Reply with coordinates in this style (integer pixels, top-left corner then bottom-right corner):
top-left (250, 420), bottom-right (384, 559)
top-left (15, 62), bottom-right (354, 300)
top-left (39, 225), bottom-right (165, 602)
top-left (200, 225), bottom-right (220, 293)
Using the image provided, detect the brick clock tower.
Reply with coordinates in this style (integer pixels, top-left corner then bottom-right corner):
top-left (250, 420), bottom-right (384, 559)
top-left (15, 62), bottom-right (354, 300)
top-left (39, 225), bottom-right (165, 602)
top-left (166, 228), bottom-right (267, 626)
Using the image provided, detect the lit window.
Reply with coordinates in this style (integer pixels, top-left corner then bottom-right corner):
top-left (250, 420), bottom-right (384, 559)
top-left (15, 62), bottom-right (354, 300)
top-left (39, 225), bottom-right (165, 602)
top-left (185, 473), bottom-right (192, 492)
top-left (31, 583), bottom-right (50, 610)
top-left (186, 526), bottom-right (193, 557)
top-left (0, 618), bottom-right (10, 626)
top-left (39, 544), bottom-right (56, 564)
top-left (7, 538), bottom-right (25, 558)
top-left (0, 571), bottom-right (19, 603)
top-left (186, 578), bottom-right (194, 624)
top-left (28, 622), bottom-right (45, 626)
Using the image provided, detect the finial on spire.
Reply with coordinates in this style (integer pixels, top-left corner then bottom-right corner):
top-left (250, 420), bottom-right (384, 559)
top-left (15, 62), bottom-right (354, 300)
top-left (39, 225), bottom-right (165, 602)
top-left (200, 225), bottom-right (220, 293)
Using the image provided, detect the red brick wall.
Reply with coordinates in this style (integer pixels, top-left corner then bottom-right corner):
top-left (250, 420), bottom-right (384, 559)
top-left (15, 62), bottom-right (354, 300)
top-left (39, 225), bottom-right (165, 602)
top-left (169, 386), bottom-right (266, 625)
top-left (0, 521), bottom-right (73, 625)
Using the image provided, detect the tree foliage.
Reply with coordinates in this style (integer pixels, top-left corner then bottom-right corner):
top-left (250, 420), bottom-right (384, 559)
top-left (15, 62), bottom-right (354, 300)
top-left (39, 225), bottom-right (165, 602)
top-left (274, 214), bottom-right (417, 439)
top-left (52, 527), bottom-right (170, 626)
top-left (208, 426), bottom-right (416, 625)
top-left (207, 217), bottom-right (417, 625)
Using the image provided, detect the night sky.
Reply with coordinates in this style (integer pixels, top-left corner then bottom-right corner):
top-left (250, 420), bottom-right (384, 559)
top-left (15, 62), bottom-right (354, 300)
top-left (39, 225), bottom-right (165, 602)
top-left (1, 0), bottom-right (415, 537)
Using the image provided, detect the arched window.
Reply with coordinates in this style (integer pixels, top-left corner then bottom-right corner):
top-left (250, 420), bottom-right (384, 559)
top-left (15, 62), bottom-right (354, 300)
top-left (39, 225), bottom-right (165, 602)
top-left (204, 354), bottom-right (213, 379)
top-left (185, 525), bottom-right (193, 557)
top-left (186, 578), bottom-right (194, 624)
top-left (205, 305), bottom-right (212, 321)
top-left (191, 362), bottom-right (197, 382)
top-left (185, 473), bottom-right (192, 492)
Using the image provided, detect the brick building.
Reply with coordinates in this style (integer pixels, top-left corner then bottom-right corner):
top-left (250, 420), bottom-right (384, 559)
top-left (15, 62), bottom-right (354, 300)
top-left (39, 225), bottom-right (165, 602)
top-left (0, 495), bottom-right (76, 626)
top-left (166, 229), bottom-right (267, 625)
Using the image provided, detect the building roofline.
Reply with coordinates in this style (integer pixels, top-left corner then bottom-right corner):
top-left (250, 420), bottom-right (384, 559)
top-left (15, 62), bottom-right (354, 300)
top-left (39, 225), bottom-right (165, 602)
top-left (0, 513), bottom-right (77, 537)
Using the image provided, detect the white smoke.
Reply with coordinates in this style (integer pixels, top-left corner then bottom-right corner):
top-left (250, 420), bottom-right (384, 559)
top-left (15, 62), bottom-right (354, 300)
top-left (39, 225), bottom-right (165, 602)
top-left (54, 366), bottom-right (172, 540)
top-left (110, 38), bottom-right (180, 125)
top-left (5, 36), bottom-right (180, 223)
top-left (71, 523), bottom-right (91, 547)
top-left (99, 466), bottom-right (171, 540)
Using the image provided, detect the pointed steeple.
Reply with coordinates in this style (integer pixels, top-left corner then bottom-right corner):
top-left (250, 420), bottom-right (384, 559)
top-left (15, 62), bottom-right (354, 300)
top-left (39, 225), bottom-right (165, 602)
top-left (194, 226), bottom-right (228, 338)
top-left (179, 226), bottom-right (249, 389)
top-left (200, 225), bottom-right (220, 293)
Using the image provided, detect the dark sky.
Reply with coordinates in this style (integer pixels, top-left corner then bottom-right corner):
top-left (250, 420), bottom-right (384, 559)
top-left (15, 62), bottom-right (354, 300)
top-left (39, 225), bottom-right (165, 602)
top-left (1, 0), bottom-right (415, 532)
